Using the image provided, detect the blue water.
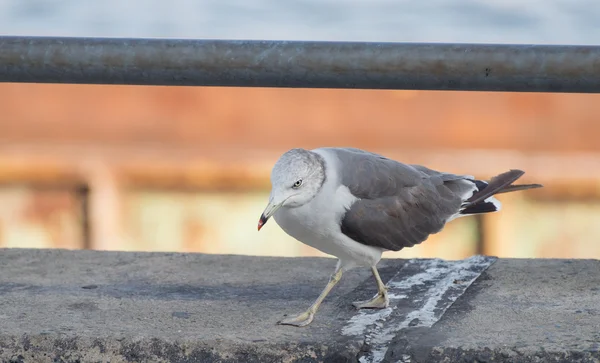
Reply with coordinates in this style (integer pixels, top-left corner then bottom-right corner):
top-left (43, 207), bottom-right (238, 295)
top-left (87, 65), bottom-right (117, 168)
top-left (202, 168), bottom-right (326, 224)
top-left (0, 0), bottom-right (598, 44)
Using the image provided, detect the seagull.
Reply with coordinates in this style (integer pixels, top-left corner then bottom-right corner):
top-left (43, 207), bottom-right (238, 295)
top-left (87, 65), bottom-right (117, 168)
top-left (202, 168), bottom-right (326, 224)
top-left (257, 147), bottom-right (542, 327)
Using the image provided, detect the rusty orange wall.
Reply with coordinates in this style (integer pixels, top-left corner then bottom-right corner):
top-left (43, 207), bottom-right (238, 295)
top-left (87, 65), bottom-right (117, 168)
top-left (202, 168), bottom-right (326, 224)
top-left (0, 83), bottom-right (599, 260)
top-left (1, 84), bottom-right (599, 154)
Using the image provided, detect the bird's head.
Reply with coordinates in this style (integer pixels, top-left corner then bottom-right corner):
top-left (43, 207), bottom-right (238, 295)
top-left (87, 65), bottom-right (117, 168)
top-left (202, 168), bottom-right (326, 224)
top-left (258, 148), bottom-right (326, 231)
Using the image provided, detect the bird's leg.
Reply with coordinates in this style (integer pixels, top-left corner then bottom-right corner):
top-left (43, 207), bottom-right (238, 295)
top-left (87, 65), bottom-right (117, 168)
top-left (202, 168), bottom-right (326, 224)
top-left (352, 266), bottom-right (389, 309)
top-left (278, 264), bottom-right (343, 327)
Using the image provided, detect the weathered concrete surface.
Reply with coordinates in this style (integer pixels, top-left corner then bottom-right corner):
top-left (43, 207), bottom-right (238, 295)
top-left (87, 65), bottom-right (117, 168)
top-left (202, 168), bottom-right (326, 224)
top-left (384, 259), bottom-right (600, 363)
top-left (0, 248), bottom-right (598, 363)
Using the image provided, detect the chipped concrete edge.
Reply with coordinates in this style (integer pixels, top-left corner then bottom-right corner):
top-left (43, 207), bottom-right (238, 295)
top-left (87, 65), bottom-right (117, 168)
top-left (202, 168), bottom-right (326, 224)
top-left (0, 334), bottom-right (363, 363)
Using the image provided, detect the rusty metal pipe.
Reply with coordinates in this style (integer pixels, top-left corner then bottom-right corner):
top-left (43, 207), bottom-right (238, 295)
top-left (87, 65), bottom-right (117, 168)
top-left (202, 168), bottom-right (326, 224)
top-left (1, 36), bottom-right (599, 93)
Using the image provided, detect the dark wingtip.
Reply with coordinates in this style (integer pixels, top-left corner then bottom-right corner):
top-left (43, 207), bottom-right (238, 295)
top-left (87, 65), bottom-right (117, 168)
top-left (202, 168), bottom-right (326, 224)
top-left (493, 183), bottom-right (544, 195)
top-left (501, 169), bottom-right (525, 180)
top-left (467, 169), bottom-right (529, 204)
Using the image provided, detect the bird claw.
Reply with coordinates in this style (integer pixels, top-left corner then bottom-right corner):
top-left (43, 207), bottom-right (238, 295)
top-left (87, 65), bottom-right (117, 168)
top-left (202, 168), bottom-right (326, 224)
top-left (277, 310), bottom-right (315, 327)
top-left (352, 290), bottom-right (389, 309)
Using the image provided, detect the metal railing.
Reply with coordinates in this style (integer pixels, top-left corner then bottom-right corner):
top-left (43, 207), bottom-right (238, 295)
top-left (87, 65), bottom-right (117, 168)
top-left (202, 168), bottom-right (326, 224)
top-left (1, 36), bottom-right (599, 93)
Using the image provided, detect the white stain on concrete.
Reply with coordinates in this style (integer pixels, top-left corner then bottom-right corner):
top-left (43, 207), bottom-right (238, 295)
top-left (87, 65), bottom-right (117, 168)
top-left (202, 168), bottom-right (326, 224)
top-left (344, 255), bottom-right (494, 363)
top-left (342, 297), bottom-right (405, 336)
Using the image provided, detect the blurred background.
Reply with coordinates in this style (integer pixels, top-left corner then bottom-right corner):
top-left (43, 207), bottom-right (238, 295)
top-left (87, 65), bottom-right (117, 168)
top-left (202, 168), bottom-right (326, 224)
top-left (0, 0), bottom-right (599, 261)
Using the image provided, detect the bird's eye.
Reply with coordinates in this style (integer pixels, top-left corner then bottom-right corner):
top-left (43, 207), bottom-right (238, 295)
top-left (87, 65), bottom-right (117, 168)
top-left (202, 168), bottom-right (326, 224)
top-left (292, 179), bottom-right (303, 188)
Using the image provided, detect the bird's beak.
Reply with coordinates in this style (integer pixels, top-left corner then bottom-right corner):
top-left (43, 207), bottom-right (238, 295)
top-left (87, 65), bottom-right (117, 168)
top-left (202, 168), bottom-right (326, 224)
top-left (258, 200), bottom-right (283, 231)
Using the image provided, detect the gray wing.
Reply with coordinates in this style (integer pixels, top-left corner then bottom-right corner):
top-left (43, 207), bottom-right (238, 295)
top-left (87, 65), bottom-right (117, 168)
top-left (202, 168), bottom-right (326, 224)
top-left (330, 148), bottom-right (475, 251)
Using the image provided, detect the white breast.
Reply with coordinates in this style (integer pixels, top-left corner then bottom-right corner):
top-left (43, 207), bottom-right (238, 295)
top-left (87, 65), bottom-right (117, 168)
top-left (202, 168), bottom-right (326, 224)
top-left (273, 148), bottom-right (385, 269)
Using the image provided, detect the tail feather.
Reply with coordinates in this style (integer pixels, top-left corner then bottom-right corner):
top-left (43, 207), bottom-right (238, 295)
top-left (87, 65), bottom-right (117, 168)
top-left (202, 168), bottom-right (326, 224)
top-left (458, 170), bottom-right (543, 217)
top-left (460, 199), bottom-right (500, 215)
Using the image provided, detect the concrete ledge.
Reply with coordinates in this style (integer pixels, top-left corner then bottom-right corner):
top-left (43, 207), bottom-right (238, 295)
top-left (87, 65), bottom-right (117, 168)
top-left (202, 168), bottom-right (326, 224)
top-left (0, 249), bottom-right (598, 363)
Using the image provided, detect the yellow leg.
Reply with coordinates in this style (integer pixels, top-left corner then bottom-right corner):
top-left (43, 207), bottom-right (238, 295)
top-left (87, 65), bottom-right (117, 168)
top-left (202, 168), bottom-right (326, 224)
top-left (352, 266), bottom-right (389, 309)
top-left (278, 264), bottom-right (343, 327)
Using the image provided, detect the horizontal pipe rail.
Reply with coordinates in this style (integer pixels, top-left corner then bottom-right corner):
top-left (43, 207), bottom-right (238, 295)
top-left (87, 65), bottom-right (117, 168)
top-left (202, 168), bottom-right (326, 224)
top-left (0, 36), bottom-right (599, 92)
